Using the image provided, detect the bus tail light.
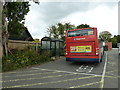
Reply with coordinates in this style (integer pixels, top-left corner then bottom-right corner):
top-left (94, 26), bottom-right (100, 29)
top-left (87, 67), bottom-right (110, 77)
top-left (66, 52), bottom-right (68, 55)
top-left (66, 49), bottom-right (68, 55)
top-left (96, 48), bottom-right (99, 55)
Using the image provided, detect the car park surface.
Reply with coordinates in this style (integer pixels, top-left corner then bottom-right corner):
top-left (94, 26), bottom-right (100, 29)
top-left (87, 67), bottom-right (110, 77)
top-left (2, 48), bottom-right (119, 89)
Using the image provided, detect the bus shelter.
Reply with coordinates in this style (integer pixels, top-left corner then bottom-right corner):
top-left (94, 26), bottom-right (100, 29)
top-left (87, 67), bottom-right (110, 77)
top-left (41, 37), bottom-right (64, 57)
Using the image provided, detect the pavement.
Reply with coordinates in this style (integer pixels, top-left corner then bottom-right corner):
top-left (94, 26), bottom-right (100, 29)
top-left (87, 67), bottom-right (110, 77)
top-left (1, 48), bottom-right (119, 89)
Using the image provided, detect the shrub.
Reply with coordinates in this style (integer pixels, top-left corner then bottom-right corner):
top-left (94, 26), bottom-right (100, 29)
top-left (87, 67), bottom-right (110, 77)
top-left (2, 49), bottom-right (53, 72)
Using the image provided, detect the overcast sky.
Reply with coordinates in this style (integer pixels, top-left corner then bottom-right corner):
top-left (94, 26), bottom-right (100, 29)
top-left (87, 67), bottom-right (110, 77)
top-left (25, 0), bottom-right (119, 39)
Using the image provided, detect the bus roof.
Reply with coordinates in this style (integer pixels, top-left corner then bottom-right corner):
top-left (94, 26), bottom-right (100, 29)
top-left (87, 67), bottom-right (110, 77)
top-left (68, 27), bottom-right (97, 32)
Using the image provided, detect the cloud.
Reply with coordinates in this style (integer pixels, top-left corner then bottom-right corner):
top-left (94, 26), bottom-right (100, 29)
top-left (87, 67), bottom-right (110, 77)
top-left (25, 2), bottom-right (90, 39)
top-left (37, 2), bottom-right (91, 25)
top-left (61, 2), bottom-right (118, 36)
top-left (25, 1), bottom-right (118, 39)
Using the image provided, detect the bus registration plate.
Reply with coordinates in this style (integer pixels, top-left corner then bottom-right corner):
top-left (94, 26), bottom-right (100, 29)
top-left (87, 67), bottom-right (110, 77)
top-left (70, 46), bottom-right (92, 53)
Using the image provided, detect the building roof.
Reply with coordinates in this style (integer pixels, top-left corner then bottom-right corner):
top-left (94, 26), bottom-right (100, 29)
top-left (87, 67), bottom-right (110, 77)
top-left (8, 29), bottom-right (34, 41)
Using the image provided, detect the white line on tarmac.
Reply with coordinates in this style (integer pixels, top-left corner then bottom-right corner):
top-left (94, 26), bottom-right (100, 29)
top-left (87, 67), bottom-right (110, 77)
top-left (79, 65), bottom-right (83, 69)
top-left (76, 65), bottom-right (83, 72)
top-left (33, 68), bottom-right (102, 76)
top-left (84, 65), bottom-right (88, 69)
top-left (100, 52), bottom-right (108, 89)
top-left (89, 67), bottom-right (93, 73)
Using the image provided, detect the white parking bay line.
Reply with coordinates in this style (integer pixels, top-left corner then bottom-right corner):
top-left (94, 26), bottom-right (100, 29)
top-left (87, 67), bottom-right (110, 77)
top-left (33, 68), bottom-right (102, 76)
top-left (100, 52), bottom-right (108, 89)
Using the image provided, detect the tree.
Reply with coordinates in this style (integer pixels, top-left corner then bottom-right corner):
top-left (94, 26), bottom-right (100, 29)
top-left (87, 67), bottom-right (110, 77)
top-left (2, 2), bottom-right (30, 56)
top-left (116, 35), bottom-right (120, 43)
top-left (76, 24), bottom-right (90, 29)
top-left (47, 23), bottom-right (91, 42)
top-left (47, 22), bottom-right (75, 42)
top-left (109, 36), bottom-right (117, 48)
top-left (99, 31), bottom-right (112, 41)
top-left (109, 35), bottom-right (120, 48)
top-left (50, 25), bottom-right (59, 38)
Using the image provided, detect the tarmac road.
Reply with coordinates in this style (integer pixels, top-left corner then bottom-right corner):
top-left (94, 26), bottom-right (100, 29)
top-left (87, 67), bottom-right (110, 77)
top-left (2, 48), bottom-right (119, 89)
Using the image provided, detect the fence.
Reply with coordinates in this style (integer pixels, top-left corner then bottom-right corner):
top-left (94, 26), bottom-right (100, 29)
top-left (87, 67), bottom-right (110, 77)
top-left (8, 40), bottom-right (40, 50)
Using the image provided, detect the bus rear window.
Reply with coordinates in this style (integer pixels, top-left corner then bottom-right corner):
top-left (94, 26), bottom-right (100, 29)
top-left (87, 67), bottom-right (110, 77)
top-left (68, 29), bottom-right (94, 37)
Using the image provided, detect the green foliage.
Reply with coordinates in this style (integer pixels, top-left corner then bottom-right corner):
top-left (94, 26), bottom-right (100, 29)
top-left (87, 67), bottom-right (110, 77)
top-left (6, 2), bottom-right (30, 22)
top-left (3, 2), bottom-right (30, 36)
top-left (76, 24), bottom-right (90, 29)
top-left (109, 35), bottom-right (120, 48)
top-left (99, 31), bottom-right (112, 41)
top-left (47, 22), bottom-right (75, 42)
top-left (47, 23), bottom-right (91, 42)
top-left (50, 25), bottom-right (59, 38)
top-left (115, 35), bottom-right (120, 43)
top-left (8, 22), bottom-right (27, 36)
top-left (2, 49), bottom-right (53, 72)
top-left (2, 2), bottom-right (31, 56)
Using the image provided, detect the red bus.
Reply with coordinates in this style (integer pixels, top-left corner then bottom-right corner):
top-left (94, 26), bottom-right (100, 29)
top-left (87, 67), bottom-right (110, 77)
top-left (66, 27), bottom-right (104, 63)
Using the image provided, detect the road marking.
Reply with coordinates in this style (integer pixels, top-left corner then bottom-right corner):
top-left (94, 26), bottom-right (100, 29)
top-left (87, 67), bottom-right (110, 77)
top-left (3, 71), bottom-right (60, 78)
top-left (105, 70), bottom-right (118, 74)
top-left (76, 65), bottom-right (83, 72)
top-left (104, 75), bottom-right (119, 78)
top-left (35, 68), bottom-right (102, 76)
top-left (89, 67), bottom-right (93, 73)
top-left (84, 65), bottom-right (88, 69)
top-left (3, 64), bottom-right (106, 76)
top-left (2, 69), bottom-right (46, 74)
top-left (2, 73), bottom-right (76, 83)
top-left (2, 70), bottom-right (118, 83)
top-left (79, 65), bottom-right (84, 69)
top-left (76, 65), bottom-right (93, 73)
top-left (100, 52), bottom-right (108, 89)
top-left (2, 74), bottom-right (119, 83)
top-left (2, 75), bottom-right (98, 88)
top-left (69, 81), bottom-right (101, 88)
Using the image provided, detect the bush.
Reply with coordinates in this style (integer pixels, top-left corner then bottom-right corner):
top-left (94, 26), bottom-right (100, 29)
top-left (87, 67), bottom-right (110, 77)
top-left (2, 49), bottom-right (53, 72)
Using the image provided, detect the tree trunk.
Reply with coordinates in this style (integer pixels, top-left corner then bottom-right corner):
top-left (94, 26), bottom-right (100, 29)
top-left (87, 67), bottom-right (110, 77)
top-left (2, 22), bottom-right (9, 57)
top-left (2, 2), bottom-right (9, 57)
top-left (0, 29), bottom-right (2, 59)
top-left (0, 1), bottom-right (3, 58)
